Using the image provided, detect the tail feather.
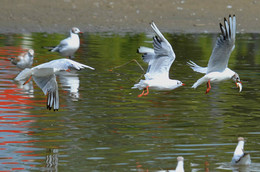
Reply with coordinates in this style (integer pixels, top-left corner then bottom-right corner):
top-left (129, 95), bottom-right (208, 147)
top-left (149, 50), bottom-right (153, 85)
top-left (187, 60), bottom-right (207, 74)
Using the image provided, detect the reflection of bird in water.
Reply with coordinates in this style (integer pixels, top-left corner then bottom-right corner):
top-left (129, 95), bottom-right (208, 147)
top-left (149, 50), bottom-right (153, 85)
top-left (188, 15), bottom-right (242, 93)
top-left (16, 80), bottom-right (34, 97)
top-left (14, 58), bottom-right (94, 111)
top-left (47, 27), bottom-right (82, 59)
top-left (231, 137), bottom-right (251, 166)
top-left (157, 156), bottom-right (185, 172)
top-left (9, 49), bottom-right (34, 69)
top-left (132, 22), bottom-right (184, 97)
top-left (58, 71), bottom-right (80, 101)
top-left (45, 148), bottom-right (59, 171)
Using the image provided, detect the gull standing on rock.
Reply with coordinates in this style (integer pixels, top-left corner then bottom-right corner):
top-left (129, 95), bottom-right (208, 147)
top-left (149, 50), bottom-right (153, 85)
top-left (187, 15), bottom-right (242, 94)
top-left (231, 137), bottom-right (251, 166)
top-left (132, 22), bottom-right (184, 97)
top-left (10, 49), bottom-right (34, 69)
top-left (50, 27), bottom-right (82, 59)
top-left (14, 58), bottom-right (94, 111)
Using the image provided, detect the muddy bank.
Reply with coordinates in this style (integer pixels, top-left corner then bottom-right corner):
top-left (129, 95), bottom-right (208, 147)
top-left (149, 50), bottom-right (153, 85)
top-left (0, 0), bottom-right (260, 33)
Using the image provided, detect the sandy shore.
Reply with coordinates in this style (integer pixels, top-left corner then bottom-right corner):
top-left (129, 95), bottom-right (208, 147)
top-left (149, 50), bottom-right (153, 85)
top-left (1, 0), bottom-right (260, 33)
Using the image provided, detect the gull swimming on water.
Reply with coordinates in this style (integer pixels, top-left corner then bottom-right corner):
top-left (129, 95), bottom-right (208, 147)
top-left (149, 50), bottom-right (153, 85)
top-left (10, 49), bottom-right (34, 69)
top-left (49, 27), bottom-right (82, 59)
top-left (187, 15), bottom-right (242, 93)
top-left (132, 22), bottom-right (184, 97)
top-left (14, 58), bottom-right (94, 111)
top-left (231, 137), bottom-right (251, 166)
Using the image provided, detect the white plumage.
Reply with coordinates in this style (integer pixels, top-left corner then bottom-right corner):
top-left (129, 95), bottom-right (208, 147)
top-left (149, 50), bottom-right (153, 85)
top-left (231, 137), bottom-right (251, 166)
top-left (132, 22), bottom-right (184, 97)
top-left (50, 27), bottom-right (82, 58)
top-left (10, 49), bottom-right (34, 69)
top-left (187, 15), bottom-right (242, 93)
top-left (15, 58), bottom-right (94, 111)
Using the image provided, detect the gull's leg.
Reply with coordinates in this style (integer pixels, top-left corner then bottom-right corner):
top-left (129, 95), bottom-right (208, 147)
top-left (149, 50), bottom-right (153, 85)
top-left (23, 75), bottom-right (32, 85)
top-left (138, 89), bottom-right (145, 97)
top-left (206, 80), bottom-right (211, 94)
top-left (143, 86), bottom-right (149, 96)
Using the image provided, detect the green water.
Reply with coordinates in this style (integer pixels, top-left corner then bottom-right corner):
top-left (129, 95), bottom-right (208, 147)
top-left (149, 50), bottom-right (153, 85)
top-left (0, 32), bottom-right (259, 171)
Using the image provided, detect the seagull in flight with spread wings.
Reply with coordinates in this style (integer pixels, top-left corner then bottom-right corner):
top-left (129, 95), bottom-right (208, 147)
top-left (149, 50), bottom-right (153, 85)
top-left (14, 58), bottom-right (94, 111)
top-left (132, 22), bottom-right (184, 97)
top-left (187, 15), bottom-right (242, 94)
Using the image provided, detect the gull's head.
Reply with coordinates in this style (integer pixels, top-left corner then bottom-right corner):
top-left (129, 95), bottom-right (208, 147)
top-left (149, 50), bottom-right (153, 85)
top-left (177, 81), bottom-right (185, 87)
top-left (238, 137), bottom-right (245, 142)
top-left (71, 27), bottom-right (83, 34)
top-left (232, 73), bottom-right (242, 92)
top-left (177, 156), bottom-right (184, 162)
top-left (28, 49), bottom-right (34, 56)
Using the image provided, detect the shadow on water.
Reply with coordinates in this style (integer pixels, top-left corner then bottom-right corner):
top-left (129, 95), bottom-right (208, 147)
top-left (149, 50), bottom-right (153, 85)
top-left (0, 32), bottom-right (259, 171)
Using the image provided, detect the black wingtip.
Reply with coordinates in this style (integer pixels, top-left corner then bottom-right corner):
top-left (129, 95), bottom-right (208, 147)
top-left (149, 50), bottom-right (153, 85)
top-left (47, 105), bottom-right (52, 110)
top-left (224, 17), bottom-right (227, 22)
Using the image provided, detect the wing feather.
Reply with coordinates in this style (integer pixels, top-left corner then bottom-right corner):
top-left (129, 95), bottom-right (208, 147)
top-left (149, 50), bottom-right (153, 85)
top-left (33, 74), bottom-right (59, 111)
top-left (207, 15), bottom-right (236, 73)
top-left (137, 22), bottom-right (176, 79)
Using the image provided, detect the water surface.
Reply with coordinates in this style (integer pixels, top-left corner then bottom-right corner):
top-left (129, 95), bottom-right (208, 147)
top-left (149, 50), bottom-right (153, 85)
top-left (0, 32), bottom-right (260, 171)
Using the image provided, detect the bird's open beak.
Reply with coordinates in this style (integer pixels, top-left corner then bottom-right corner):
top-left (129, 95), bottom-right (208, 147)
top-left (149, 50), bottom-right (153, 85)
top-left (79, 32), bottom-right (83, 34)
top-left (236, 81), bottom-right (242, 92)
top-left (182, 83), bottom-right (185, 86)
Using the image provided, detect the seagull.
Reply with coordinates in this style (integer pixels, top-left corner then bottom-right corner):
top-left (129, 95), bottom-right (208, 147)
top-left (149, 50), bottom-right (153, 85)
top-left (174, 156), bottom-right (185, 172)
top-left (187, 15), bottom-right (242, 94)
top-left (231, 137), bottom-right (251, 166)
top-left (49, 27), bottom-right (82, 58)
top-left (14, 58), bottom-right (94, 111)
top-left (157, 156), bottom-right (185, 172)
top-left (132, 22), bottom-right (184, 97)
top-left (10, 49), bottom-right (34, 69)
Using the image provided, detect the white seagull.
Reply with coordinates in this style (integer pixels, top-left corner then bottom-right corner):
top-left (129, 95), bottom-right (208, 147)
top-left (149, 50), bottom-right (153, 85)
top-left (174, 156), bottom-right (185, 172)
top-left (50, 27), bottom-right (82, 58)
top-left (132, 22), bottom-right (184, 97)
top-left (10, 49), bottom-right (34, 69)
top-left (14, 58), bottom-right (94, 111)
top-left (187, 15), bottom-right (242, 94)
top-left (231, 137), bottom-right (251, 166)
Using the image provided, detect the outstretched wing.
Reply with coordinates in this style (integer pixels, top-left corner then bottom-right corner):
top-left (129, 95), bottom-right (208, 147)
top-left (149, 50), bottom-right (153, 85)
top-left (33, 74), bottom-right (59, 111)
top-left (34, 58), bottom-right (95, 71)
top-left (139, 22), bottom-right (176, 80)
top-left (207, 15), bottom-right (236, 73)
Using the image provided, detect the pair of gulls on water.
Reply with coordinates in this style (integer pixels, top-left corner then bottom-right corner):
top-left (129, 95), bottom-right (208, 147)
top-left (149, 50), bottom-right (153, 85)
top-left (158, 137), bottom-right (251, 172)
top-left (132, 14), bottom-right (242, 97)
top-left (12, 15), bottom-right (241, 111)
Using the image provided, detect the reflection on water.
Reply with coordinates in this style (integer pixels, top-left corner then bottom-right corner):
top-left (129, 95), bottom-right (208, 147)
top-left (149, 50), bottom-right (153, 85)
top-left (0, 32), bottom-right (260, 171)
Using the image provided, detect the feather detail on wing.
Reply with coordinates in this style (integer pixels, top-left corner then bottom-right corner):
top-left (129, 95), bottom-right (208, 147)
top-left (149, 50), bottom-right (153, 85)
top-left (34, 59), bottom-right (95, 71)
top-left (33, 74), bottom-right (59, 111)
top-left (207, 15), bottom-right (236, 73)
top-left (137, 22), bottom-right (176, 80)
